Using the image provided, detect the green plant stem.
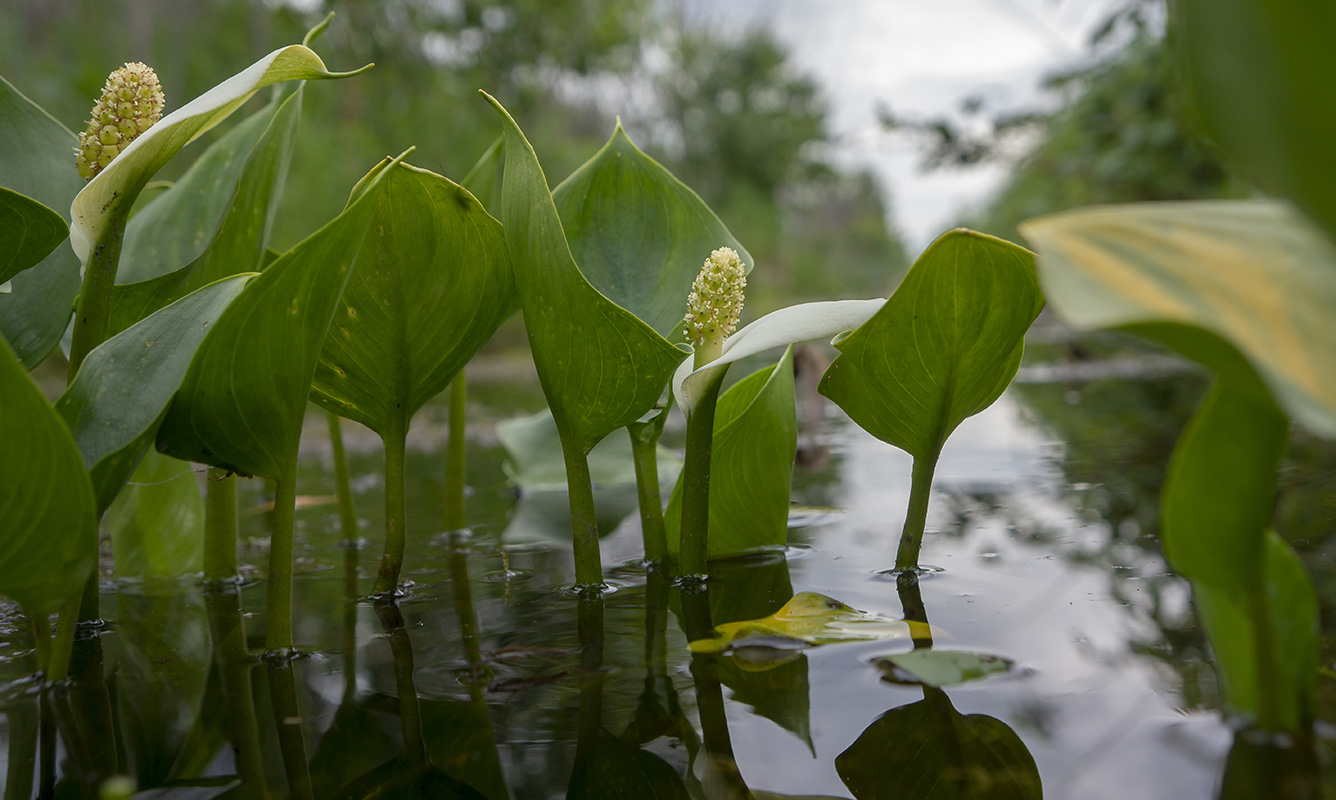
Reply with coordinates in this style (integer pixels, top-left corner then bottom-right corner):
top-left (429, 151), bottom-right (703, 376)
top-left (374, 423), bottom-right (409, 595)
top-left (1246, 578), bottom-right (1282, 732)
top-left (679, 372), bottom-right (725, 579)
top-left (628, 421), bottom-right (668, 564)
top-left (265, 465), bottom-right (299, 653)
top-left (205, 468), bottom-right (239, 582)
top-left (443, 372), bottom-right (468, 532)
top-left (266, 657), bottom-right (314, 800)
top-left (205, 585), bottom-right (266, 799)
top-left (327, 411), bottom-right (360, 546)
top-left (5, 699), bottom-right (37, 800)
top-left (29, 614), bottom-right (51, 674)
top-left (562, 441), bottom-right (604, 587)
top-left (896, 447), bottom-right (943, 571)
top-left (377, 600), bottom-right (427, 768)
top-left (45, 596), bottom-right (79, 682)
top-left (67, 218), bottom-right (127, 380)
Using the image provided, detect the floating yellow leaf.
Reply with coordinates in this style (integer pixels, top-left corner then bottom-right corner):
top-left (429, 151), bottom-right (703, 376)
top-left (689, 592), bottom-right (933, 654)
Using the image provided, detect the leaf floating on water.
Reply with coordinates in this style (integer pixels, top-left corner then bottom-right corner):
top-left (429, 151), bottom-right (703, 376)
top-left (689, 592), bottom-right (933, 655)
top-left (873, 650), bottom-right (1014, 688)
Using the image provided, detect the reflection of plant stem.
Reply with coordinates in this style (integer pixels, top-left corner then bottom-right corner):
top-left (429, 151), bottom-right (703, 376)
top-left (329, 410), bottom-right (362, 699)
top-left (629, 418), bottom-right (668, 564)
top-left (897, 447), bottom-right (942, 571)
top-left (575, 593), bottom-right (606, 764)
top-left (682, 584), bottom-right (753, 799)
top-left (39, 696), bottom-right (54, 797)
top-left (374, 422), bottom-right (409, 596)
top-left (680, 372), bottom-right (726, 579)
top-left (448, 537), bottom-right (485, 690)
top-left (896, 572), bottom-right (934, 651)
top-left (443, 373), bottom-right (468, 532)
top-left (562, 440), bottom-right (604, 587)
top-left (377, 600), bottom-right (427, 768)
top-left (265, 466), bottom-right (299, 652)
top-left (205, 468), bottom-right (239, 581)
top-left (5, 704), bottom-right (37, 799)
top-left (266, 657), bottom-right (314, 800)
top-left (1246, 579), bottom-right (1281, 732)
top-left (206, 584), bottom-right (267, 799)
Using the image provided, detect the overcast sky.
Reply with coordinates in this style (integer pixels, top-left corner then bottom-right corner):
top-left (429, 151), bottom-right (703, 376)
top-left (681, 0), bottom-right (1126, 250)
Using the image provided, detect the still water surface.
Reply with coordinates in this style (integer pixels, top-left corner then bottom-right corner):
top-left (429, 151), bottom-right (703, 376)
top-left (2, 339), bottom-right (1331, 798)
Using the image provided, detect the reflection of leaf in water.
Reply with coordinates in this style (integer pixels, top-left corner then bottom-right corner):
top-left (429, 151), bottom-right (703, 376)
top-left (568, 729), bottom-right (689, 800)
top-left (835, 690), bottom-right (1041, 800)
top-left (308, 701), bottom-right (399, 800)
top-left (129, 782), bottom-right (239, 798)
top-left (717, 653), bottom-right (813, 754)
top-left (331, 756), bottom-right (489, 800)
top-left (420, 698), bottom-right (508, 800)
top-left (873, 650), bottom-right (1014, 688)
top-left (690, 593), bottom-right (931, 653)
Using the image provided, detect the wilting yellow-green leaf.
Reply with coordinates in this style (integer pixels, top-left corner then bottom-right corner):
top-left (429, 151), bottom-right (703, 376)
top-left (873, 650), bottom-right (1014, 688)
top-left (1021, 200), bottom-right (1336, 437)
top-left (689, 592), bottom-right (932, 654)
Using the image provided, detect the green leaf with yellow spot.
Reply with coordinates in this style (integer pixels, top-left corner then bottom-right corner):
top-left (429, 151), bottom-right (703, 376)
top-left (689, 592), bottom-right (933, 654)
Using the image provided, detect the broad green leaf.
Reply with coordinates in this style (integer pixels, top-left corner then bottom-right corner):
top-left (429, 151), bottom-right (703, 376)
top-left (674, 299), bottom-right (884, 416)
top-left (105, 450), bottom-right (204, 578)
top-left (483, 92), bottom-right (689, 452)
top-left (157, 153), bottom-right (406, 478)
top-left (1194, 531), bottom-right (1320, 733)
top-left (818, 230), bottom-right (1043, 461)
top-left (567, 729), bottom-right (689, 800)
top-left (552, 123), bottom-right (752, 338)
top-left (460, 137), bottom-right (503, 218)
top-left (310, 160), bottom-right (515, 435)
top-left (1175, 0), bottom-right (1336, 239)
top-left (0, 187), bottom-right (67, 286)
top-left (113, 584), bottom-right (212, 786)
top-left (0, 336), bottom-right (97, 616)
top-left (107, 87), bottom-right (304, 335)
top-left (1020, 200), bottom-right (1336, 437)
top-left (835, 690), bottom-right (1041, 800)
top-left (69, 45), bottom-right (370, 270)
top-left (689, 593), bottom-right (931, 654)
top-left (0, 76), bottom-right (84, 365)
top-left (1161, 381), bottom-right (1287, 589)
top-left (665, 348), bottom-right (796, 558)
top-left (873, 650), bottom-right (1014, 688)
top-left (56, 274), bottom-right (253, 512)
top-left (497, 408), bottom-right (681, 492)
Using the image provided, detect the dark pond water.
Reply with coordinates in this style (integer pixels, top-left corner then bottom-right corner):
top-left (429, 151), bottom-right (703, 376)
top-left (3, 332), bottom-right (1335, 799)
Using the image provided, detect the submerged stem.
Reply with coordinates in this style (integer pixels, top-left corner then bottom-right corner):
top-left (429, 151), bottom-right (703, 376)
top-left (562, 440), bottom-right (604, 588)
top-left (443, 372), bottom-right (468, 532)
top-left (204, 468), bottom-right (239, 581)
top-left (679, 371), bottom-right (726, 579)
top-left (896, 447), bottom-right (942, 571)
top-left (264, 465), bottom-right (299, 653)
top-left (374, 423), bottom-right (409, 596)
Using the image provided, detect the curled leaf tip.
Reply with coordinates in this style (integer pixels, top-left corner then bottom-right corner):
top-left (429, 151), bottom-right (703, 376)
top-left (75, 62), bottom-right (164, 181)
top-left (685, 246), bottom-right (746, 355)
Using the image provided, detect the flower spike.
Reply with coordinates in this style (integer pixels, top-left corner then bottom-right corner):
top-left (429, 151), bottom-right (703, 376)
top-left (75, 62), bottom-right (164, 181)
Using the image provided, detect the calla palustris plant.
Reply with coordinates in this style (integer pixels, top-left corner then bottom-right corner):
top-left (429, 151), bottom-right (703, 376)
top-left (65, 17), bottom-right (370, 379)
top-left (157, 150), bottom-right (411, 652)
top-left (0, 335), bottom-right (97, 679)
top-left (0, 76), bottom-right (86, 367)
top-left (1021, 201), bottom-right (1332, 732)
top-left (310, 158), bottom-right (516, 596)
top-left (483, 91), bottom-right (751, 587)
top-left (817, 229), bottom-right (1044, 572)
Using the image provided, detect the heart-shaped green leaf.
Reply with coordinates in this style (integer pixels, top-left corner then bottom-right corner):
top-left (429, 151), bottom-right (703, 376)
top-left (552, 123), bottom-right (752, 339)
top-left (0, 76), bottom-right (84, 365)
top-left (1175, 0), bottom-right (1336, 240)
top-left (483, 92), bottom-right (692, 453)
top-left (873, 650), bottom-right (1014, 688)
top-left (0, 187), bottom-right (67, 286)
top-left (156, 152), bottom-right (406, 478)
top-left (818, 230), bottom-right (1044, 462)
top-left (567, 729), bottom-right (689, 800)
top-left (0, 336), bottom-right (97, 616)
top-left (57, 274), bottom-right (253, 512)
top-left (664, 347), bottom-right (796, 558)
top-left (69, 45), bottom-right (369, 269)
top-left (835, 690), bottom-right (1041, 800)
top-left (105, 450), bottom-right (204, 578)
top-left (689, 593), bottom-right (931, 654)
top-left (106, 87), bottom-right (304, 335)
top-left (309, 159), bottom-right (515, 435)
top-left (1020, 200), bottom-right (1336, 437)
